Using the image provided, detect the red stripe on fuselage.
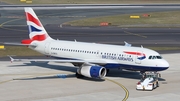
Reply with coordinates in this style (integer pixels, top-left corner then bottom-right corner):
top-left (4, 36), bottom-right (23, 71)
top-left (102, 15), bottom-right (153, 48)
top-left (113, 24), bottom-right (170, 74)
top-left (124, 51), bottom-right (144, 56)
top-left (26, 12), bottom-right (41, 27)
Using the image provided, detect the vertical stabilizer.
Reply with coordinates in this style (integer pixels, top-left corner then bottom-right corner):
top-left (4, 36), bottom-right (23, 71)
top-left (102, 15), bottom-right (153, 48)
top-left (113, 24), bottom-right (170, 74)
top-left (23, 8), bottom-right (52, 44)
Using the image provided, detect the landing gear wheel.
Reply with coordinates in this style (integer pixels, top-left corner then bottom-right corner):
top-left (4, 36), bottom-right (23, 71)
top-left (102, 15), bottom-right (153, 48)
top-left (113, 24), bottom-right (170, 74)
top-left (152, 84), bottom-right (154, 90)
top-left (76, 72), bottom-right (84, 78)
top-left (157, 82), bottom-right (159, 87)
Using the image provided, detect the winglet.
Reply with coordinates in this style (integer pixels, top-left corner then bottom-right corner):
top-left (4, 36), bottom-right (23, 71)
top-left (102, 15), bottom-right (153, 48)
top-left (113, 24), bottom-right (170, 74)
top-left (7, 55), bottom-right (14, 63)
top-left (7, 55), bottom-right (23, 62)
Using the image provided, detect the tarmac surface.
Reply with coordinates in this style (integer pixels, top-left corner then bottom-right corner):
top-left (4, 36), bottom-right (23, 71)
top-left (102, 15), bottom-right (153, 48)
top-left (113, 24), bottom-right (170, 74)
top-left (1, 6), bottom-right (180, 25)
top-left (0, 53), bottom-right (180, 101)
top-left (0, 5), bottom-right (180, 101)
top-left (0, 8), bottom-right (180, 49)
top-left (1, 26), bottom-right (180, 47)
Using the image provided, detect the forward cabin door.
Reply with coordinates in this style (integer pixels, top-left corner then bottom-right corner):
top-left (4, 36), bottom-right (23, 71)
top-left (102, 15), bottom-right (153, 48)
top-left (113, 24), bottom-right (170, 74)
top-left (97, 50), bottom-right (100, 57)
top-left (135, 51), bottom-right (143, 64)
top-left (44, 42), bottom-right (50, 55)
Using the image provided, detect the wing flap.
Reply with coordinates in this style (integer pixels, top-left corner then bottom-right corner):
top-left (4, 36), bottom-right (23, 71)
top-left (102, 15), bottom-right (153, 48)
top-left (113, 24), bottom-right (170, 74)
top-left (9, 56), bottom-right (85, 63)
top-left (8, 56), bottom-right (115, 65)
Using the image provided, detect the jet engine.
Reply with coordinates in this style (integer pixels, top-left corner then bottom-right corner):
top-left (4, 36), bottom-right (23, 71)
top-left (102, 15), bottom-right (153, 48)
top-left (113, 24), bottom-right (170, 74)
top-left (77, 65), bottom-right (107, 79)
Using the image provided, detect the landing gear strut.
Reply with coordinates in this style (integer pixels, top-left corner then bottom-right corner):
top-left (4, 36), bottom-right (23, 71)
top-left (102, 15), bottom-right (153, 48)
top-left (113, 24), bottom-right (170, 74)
top-left (75, 72), bottom-right (84, 78)
top-left (140, 71), bottom-right (161, 80)
top-left (107, 69), bottom-right (110, 74)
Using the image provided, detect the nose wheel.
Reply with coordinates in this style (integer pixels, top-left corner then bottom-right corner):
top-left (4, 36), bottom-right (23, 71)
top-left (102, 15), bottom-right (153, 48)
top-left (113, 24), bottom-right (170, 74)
top-left (140, 71), bottom-right (161, 80)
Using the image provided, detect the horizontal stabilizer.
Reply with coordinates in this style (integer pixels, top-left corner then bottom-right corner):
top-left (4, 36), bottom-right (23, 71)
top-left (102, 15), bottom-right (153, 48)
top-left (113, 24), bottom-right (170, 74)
top-left (2, 42), bottom-right (37, 47)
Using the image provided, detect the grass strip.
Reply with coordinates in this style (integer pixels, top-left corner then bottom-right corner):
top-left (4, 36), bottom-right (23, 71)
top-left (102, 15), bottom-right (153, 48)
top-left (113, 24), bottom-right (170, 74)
top-left (0, 46), bottom-right (42, 57)
top-left (146, 47), bottom-right (180, 51)
top-left (65, 11), bottom-right (180, 27)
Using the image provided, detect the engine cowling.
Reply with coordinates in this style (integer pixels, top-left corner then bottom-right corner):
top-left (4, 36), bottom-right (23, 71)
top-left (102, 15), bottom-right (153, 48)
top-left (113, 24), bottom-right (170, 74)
top-left (77, 65), bottom-right (107, 79)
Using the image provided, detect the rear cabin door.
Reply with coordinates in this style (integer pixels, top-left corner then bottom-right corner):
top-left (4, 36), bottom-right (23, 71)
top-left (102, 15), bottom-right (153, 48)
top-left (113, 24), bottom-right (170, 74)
top-left (44, 42), bottom-right (50, 55)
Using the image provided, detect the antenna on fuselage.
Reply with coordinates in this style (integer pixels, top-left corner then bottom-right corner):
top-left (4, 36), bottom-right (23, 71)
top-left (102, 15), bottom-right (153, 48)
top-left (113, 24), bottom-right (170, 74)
top-left (124, 41), bottom-right (131, 47)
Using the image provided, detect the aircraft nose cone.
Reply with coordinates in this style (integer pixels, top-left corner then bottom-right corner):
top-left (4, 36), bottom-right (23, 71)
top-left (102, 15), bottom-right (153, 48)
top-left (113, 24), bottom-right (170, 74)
top-left (161, 59), bottom-right (169, 70)
top-left (164, 60), bottom-right (169, 67)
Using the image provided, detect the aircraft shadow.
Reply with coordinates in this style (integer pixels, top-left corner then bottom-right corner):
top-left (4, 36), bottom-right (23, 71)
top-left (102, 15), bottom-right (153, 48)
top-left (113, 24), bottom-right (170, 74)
top-left (13, 74), bottom-right (76, 80)
top-left (8, 62), bottom-right (166, 81)
top-left (157, 78), bottom-right (166, 81)
top-left (8, 62), bottom-right (104, 82)
top-left (8, 61), bottom-right (77, 73)
top-left (106, 69), bottom-right (166, 81)
top-left (107, 69), bottom-right (141, 80)
top-left (14, 76), bottom-right (105, 82)
top-left (13, 73), bottom-right (104, 82)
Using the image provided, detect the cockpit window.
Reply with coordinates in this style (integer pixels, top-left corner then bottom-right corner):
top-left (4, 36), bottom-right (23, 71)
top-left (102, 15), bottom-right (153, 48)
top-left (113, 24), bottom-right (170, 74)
top-left (152, 56), bottom-right (156, 59)
top-left (156, 56), bottom-right (162, 59)
top-left (149, 55), bottom-right (162, 59)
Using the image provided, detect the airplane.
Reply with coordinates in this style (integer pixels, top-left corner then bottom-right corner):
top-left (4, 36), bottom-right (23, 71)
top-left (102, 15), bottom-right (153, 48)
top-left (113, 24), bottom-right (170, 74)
top-left (6, 8), bottom-right (169, 79)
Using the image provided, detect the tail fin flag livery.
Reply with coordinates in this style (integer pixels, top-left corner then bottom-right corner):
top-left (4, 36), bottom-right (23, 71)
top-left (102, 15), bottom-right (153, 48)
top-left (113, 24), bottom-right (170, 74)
top-left (22, 8), bottom-right (52, 45)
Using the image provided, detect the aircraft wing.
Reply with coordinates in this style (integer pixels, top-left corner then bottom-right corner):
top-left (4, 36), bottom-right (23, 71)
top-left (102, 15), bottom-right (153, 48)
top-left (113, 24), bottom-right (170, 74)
top-left (8, 56), bottom-right (114, 65)
top-left (2, 42), bottom-right (37, 47)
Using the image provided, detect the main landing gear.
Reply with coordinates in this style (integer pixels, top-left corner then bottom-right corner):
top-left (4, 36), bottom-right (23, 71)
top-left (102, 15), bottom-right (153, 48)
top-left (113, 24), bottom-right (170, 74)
top-left (75, 72), bottom-right (84, 78)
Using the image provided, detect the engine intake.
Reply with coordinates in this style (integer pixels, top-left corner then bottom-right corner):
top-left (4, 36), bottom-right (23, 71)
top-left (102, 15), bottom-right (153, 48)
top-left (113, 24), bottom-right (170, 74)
top-left (77, 65), bottom-right (107, 79)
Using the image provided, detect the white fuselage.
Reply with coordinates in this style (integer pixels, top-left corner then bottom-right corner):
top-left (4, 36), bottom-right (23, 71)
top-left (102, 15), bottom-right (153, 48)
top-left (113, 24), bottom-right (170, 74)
top-left (30, 39), bottom-right (169, 72)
